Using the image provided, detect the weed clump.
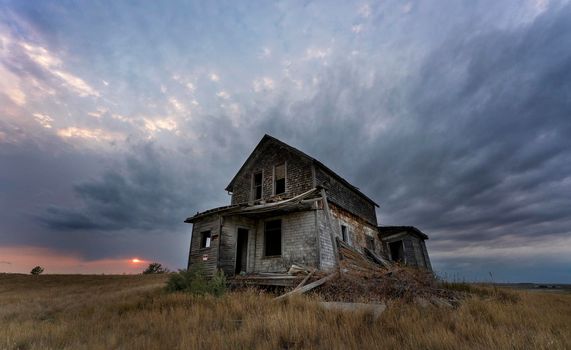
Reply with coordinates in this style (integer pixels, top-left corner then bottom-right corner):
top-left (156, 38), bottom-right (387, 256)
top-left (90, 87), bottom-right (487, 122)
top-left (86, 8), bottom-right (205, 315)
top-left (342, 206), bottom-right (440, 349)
top-left (165, 264), bottom-right (226, 296)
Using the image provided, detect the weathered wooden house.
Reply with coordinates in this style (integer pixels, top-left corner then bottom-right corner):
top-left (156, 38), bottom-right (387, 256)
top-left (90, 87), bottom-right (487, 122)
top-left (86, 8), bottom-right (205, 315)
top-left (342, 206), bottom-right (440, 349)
top-left (185, 135), bottom-right (432, 281)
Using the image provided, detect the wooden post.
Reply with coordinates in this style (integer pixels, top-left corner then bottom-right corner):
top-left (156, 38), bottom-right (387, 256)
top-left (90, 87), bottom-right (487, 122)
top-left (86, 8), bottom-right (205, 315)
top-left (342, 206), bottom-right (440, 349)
top-left (320, 188), bottom-right (340, 267)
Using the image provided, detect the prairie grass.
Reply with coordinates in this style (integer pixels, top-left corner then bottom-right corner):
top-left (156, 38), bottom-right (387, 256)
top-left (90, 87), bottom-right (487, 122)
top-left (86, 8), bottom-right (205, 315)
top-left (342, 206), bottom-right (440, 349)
top-left (0, 273), bottom-right (569, 349)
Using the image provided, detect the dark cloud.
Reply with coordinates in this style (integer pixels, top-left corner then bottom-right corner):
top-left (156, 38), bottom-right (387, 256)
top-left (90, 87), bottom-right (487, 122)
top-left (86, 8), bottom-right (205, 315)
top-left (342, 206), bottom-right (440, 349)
top-left (38, 142), bottom-right (195, 232)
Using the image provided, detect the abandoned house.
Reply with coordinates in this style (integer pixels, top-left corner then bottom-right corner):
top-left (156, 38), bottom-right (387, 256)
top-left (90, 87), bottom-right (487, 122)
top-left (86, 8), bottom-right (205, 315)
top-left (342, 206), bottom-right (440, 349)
top-left (185, 134), bottom-right (432, 282)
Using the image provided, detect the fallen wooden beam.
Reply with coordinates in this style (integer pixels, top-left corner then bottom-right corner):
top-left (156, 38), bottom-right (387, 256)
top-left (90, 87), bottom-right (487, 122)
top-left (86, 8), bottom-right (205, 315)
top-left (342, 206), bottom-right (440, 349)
top-left (274, 273), bottom-right (336, 300)
top-left (364, 247), bottom-right (392, 268)
top-left (293, 269), bottom-right (316, 291)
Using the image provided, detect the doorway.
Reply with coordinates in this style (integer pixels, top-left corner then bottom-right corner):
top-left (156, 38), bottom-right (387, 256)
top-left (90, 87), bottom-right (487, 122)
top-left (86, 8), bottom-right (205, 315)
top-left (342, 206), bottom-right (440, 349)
top-left (235, 228), bottom-right (249, 275)
top-left (389, 240), bottom-right (404, 263)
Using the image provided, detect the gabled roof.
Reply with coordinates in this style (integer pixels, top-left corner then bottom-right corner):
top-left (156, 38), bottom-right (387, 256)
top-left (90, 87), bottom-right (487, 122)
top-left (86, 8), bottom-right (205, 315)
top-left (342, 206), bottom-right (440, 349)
top-left (378, 226), bottom-right (429, 240)
top-left (225, 134), bottom-right (379, 207)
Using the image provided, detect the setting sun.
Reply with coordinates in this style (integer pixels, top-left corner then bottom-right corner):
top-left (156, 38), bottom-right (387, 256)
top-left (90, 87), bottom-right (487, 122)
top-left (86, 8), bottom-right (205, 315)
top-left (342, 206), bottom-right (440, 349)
top-left (131, 258), bottom-right (142, 263)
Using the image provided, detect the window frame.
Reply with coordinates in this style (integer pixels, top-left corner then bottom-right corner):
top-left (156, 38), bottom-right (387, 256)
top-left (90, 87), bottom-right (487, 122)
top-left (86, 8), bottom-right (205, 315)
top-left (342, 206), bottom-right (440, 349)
top-left (252, 171), bottom-right (263, 201)
top-left (366, 235), bottom-right (375, 251)
top-left (273, 162), bottom-right (286, 195)
top-left (263, 219), bottom-right (282, 257)
top-left (200, 231), bottom-right (212, 249)
top-left (341, 225), bottom-right (348, 243)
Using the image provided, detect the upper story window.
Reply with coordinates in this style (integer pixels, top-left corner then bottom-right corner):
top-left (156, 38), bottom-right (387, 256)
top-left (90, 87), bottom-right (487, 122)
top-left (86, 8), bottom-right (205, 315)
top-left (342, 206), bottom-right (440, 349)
top-left (253, 172), bottom-right (263, 200)
top-left (274, 163), bottom-right (286, 195)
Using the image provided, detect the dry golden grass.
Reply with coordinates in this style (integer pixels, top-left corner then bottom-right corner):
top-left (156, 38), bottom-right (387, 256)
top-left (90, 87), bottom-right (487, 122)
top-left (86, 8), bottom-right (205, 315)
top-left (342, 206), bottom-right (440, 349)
top-left (1, 273), bottom-right (569, 350)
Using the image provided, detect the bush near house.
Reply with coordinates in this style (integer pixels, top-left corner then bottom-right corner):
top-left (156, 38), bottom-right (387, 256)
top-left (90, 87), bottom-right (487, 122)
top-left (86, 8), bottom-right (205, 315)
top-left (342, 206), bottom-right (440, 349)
top-left (165, 264), bottom-right (226, 296)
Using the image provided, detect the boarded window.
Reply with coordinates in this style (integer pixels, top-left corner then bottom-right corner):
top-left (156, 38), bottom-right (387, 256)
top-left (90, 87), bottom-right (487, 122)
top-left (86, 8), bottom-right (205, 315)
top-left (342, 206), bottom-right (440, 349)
top-left (200, 231), bottom-right (211, 248)
top-left (274, 163), bottom-right (285, 194)
top-left (264, 220), bottom-right (282, 256)
top-left (341, 225), bottom-right (348, 243)
top-left (253, 172), bottom-right (263, 200)
top-left (366, 236), bottom-right (375, 251)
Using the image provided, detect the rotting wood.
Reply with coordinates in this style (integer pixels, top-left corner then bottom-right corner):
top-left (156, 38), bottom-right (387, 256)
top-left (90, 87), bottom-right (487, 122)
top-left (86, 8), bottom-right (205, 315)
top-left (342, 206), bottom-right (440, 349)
top-left (364, 247), bottom-right (392, 268)
top-left (288, 264), bottom-right (312, 275)
top-left (293, 269), bottom-right (316, 291)
top-left (274, 273), bottom-right (337, 300)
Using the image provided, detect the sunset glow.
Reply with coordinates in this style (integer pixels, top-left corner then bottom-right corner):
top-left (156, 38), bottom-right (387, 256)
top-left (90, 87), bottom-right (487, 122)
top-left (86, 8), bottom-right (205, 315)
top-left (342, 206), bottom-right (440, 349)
top-left (131, 258), bottom-right (142, 263)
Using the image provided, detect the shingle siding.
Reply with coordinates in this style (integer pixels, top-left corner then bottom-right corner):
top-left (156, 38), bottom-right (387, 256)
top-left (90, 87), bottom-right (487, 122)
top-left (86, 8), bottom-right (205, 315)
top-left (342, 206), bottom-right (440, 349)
top-left (230, 141), bottom-right (314, 205)
top-left (249, 211), bottom-right (319, 273)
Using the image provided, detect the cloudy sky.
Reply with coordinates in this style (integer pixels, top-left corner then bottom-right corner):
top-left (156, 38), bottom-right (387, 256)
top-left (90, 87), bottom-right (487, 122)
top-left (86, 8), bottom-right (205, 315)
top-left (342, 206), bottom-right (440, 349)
top-left (1, 0), bottom-right (570, 282)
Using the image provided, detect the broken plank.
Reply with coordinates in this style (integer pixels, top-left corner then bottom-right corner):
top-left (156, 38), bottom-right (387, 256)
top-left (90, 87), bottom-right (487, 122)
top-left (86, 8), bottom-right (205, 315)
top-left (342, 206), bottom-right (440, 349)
top-left (274, 273), bottom-right (337, 300)
top-left (293, 269), bottom-right (316, 291)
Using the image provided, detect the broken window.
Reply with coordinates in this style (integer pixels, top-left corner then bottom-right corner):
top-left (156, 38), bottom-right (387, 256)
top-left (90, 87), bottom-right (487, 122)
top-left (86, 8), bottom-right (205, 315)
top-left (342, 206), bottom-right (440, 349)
top-left (341, 225), bottom-right (348, 243)
top-left (200, 231), bottom-right (211, 248)
top-left (253, 172), bottom-right (263, 200)
top-left (366, 236), bottom-right (375, 251)
top-left (274, 163), bottom-right (285, 195)
top-left (264, 219), bottom-right (282, 256)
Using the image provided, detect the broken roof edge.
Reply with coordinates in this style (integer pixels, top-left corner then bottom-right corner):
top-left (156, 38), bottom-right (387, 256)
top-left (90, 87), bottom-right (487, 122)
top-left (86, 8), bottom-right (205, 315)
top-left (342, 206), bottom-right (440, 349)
top-left (185, 187), bottom-right (323, 223)
top-left (224, 134), bottom-right (379, 207)
top-left (378, 226), bottom-right (429, 240)
top-left (184, 204), bottom-right (241, 223)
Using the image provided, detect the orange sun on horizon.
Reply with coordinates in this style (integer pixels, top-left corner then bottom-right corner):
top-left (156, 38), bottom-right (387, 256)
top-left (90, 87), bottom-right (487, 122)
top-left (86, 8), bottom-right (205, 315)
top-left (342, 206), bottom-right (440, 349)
top-left (131, 258), bottom-right (142, 263)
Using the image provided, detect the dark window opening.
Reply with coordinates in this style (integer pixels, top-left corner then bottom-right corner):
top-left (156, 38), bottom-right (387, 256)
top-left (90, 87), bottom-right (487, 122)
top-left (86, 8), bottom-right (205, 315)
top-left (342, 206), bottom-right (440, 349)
top-left (274, 164), bottom-right (285, 194)
top-left (264, 220), bottom-right (282, 256)
top-left (253, 172), bottom-right (262, 200)
top-left (366, 236), bottom-right (375, 251)
top-left (200, 231), bottom-right (211, 248)
top-left (389, 240), bottom-right (404, 262)
top-left (341, 225), bottom-right (348, 243)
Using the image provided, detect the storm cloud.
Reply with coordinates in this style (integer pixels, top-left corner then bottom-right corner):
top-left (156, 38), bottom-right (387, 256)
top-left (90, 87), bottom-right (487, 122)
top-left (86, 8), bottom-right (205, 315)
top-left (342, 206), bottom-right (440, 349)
top-left (1, 0), bottom-right (570, 281)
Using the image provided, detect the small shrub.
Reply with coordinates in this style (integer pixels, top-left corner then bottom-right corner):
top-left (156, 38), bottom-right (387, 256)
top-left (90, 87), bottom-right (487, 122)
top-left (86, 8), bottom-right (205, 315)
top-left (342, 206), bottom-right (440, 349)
top-left (142, 262), bottom-right (168, 274)
top-left (209, 269), bottom-right (227, 297)
top-left (30, 266), bottom-right (44, 275)
top-left (165, 264), bottom-right (226, 296)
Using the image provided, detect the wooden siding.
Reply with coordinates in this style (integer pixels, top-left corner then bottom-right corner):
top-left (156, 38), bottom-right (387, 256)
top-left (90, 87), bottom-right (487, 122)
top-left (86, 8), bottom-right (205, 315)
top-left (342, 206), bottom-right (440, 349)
top-left (382, 231), bottom-right (432, 271)
top-left (188, 215), bottom-right (220, 275)
top-left (218, 215), bottom-right (257, 276)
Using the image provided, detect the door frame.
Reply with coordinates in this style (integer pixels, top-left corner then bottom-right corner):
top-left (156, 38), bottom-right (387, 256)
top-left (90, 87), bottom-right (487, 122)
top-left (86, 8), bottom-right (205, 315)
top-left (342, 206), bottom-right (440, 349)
top-left (234, 227), bottom-right (250, 275)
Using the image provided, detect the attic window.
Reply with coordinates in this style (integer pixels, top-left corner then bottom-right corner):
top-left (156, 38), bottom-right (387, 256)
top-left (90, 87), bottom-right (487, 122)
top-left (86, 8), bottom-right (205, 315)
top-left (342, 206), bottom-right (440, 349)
top-left (253, 172), bottom-right (263, 200)
top-left (200, 231), bottom-right (211, 248)
top-left (264, 219), bottom-right (282, 256)
top-left (341, 225), bottom-right (348, 243)
top-left (274, 163), bottom-right (285, 195)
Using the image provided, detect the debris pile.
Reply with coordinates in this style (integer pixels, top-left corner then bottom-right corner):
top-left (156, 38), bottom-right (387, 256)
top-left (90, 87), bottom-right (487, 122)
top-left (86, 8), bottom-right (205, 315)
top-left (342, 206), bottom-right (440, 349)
top-left (276, 239), bottom-right (461, 306)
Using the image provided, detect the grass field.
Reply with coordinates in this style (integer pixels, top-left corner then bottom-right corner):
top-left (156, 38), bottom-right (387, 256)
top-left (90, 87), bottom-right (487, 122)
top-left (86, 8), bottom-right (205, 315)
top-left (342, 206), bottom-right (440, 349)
top-left (1, 273), bottom-right (570, 349)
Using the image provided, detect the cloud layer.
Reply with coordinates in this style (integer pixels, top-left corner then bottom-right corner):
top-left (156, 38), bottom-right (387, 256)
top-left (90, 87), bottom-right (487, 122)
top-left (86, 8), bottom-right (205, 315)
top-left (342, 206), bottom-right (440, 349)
top-left (1, 0), bottom-right (570, 281)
